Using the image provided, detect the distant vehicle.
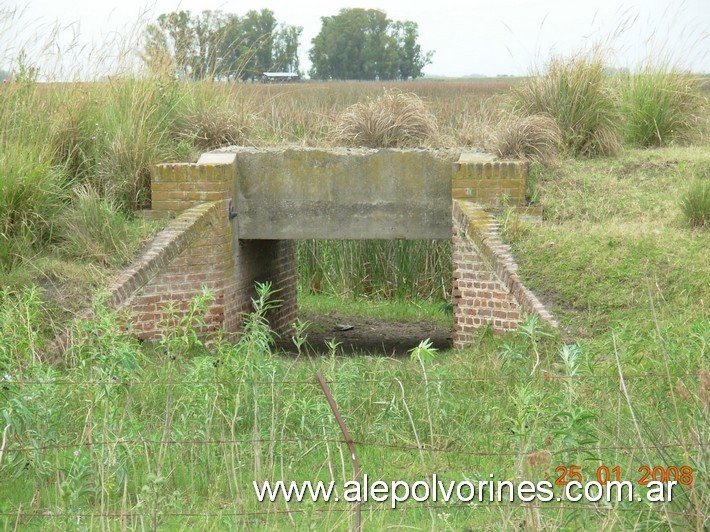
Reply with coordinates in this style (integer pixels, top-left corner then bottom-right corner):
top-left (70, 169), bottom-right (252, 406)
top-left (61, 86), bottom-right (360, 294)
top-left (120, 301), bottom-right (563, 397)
top-left (262, 72), bottom-right (300, 83)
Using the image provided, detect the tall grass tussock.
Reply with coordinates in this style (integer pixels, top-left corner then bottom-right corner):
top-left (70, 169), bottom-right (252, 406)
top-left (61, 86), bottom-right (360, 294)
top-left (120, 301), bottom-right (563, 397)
top-left (680, 172), bottom-right (710, 228)
top-left (621, 65), bottom-right (703, 147)
top-left (511, 52), bottom-right (621, 157)
top-left (56, 185), bottom-right (141, 266)
top-left (492, 113), bottom-right (561, 162)
top-left (177, 85), bottom-right (257, 149)
top-left (332, 89), bottom-right (440, 148)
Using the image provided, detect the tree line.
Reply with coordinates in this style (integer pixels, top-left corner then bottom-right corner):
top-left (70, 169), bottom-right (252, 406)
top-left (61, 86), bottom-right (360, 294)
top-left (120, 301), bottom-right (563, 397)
top-left (143, 8), bottom-right (432, 81)
top-left (143, 9), bottom-right (301, 81)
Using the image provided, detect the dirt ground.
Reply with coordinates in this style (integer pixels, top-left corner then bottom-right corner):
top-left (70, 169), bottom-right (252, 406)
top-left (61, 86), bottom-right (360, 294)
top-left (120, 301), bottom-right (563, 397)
top-left (277, 310), bottom-right (452, 357)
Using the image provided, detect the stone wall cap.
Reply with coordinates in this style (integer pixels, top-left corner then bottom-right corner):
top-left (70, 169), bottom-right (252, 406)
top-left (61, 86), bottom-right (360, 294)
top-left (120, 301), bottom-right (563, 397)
top-left (212, 144), bottom-right (464, 161)
top-left (197, 152), bottom-right (238, 166)
top-left (457, 152), bottom-right (496, 163)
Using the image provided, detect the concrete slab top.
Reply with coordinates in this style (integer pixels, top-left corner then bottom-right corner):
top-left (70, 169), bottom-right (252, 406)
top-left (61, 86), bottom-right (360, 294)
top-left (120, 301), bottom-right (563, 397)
top-left (458, 152), bottom-right (497, 163)
top-left (197, 152), bottom-right (238, 165)
top-left (213, 144), bottom-right (471, 162)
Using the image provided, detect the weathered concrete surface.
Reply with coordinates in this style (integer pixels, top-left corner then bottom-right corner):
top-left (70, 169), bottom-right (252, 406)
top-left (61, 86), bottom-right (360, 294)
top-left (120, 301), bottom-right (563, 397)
top-left (219, 147), bottom-right (460, 240)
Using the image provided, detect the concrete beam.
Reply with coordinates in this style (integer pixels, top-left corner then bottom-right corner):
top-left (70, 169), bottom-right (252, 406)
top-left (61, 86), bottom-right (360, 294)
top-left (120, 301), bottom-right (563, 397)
top-left (221, 147), bottom-right (460, 240)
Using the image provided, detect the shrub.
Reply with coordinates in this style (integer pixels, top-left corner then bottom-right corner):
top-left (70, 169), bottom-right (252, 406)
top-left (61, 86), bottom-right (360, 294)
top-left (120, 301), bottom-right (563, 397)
top-left (620, 67), bottom-right (702, 147)
top-left (511, 53), bottom-right (621, 157)
top-left (492, 114), bottom-right (561, 162)
top-left (680, 178), bottom-right (709, 228)
top-left (56, 185), bottom-right (138, 265)
top-left (332, 90), bottom-right (439, 148)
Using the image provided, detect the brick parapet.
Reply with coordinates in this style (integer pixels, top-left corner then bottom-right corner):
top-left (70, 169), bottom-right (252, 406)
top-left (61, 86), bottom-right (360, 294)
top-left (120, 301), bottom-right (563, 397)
top-left (150, 160), bottom-right (233, 215)
top-left (452, 156), bottom-right (529, 206)
top-left (452, 199), bottom-right (557, 348)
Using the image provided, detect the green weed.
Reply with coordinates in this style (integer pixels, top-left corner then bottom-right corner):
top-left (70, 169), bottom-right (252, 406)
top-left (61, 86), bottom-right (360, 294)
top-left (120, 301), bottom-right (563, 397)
top-left (56, 185), bottom-right (141, 266)
top-left (0, 143), bottom-right (67, 251)
top-left (299, 239), bottom-right (451, 302)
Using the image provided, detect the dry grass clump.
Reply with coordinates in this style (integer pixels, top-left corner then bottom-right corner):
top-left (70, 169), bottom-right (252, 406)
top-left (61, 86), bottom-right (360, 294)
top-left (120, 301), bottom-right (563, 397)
top-left (331, 90), bottom-right (439, 148)
top-left (179, 104), bottom-right (255, 149)
top-left (492, 114), bottom-right (561, 162)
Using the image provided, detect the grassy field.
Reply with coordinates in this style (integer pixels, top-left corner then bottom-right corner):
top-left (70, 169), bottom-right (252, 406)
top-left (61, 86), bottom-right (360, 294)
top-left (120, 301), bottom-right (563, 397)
top-left (1, 56), bottom-right (709, 529)
top-left (0, 76), bottom-right (512, 318)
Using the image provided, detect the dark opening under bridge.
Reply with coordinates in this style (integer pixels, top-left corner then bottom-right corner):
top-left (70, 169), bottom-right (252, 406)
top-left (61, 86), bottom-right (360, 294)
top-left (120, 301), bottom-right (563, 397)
top-left (104, 147), bottom-right (555, 349)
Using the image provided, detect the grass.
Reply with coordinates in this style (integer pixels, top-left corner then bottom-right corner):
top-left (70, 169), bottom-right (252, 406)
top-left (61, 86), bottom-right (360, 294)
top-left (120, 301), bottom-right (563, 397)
top-left (331, 89), bottom-right (440, 148)
top-left (0, 27), bottom-right (709, 528)
top-left (299, 291), bottom-right (452, 328)
top-left (298, 239), bottom-right (451, 302)
top-left (0, 279), bottom-right (706, 529)
top-left (510, 52), bottom-right (622, 157)
top-left (501, 147), bottom-right (709, 346)
top-left (0, 143), bottom-right (65, 256)
top-left (621, 66), bottom-right (703, 147)
top-left (491, 113), bottom-right (561, 162)
top-left (177, 84), bottom-right (256, 150)
top-left (236, 78), bottom-right (514, 146)
top-left (55, 185), bottom-right (146, 266)
top-left (680, 169), bottom-right (710, 228)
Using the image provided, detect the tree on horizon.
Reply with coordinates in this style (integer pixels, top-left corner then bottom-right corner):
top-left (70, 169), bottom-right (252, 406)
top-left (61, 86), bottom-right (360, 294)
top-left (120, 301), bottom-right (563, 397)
top-left (142, 9), bottom-right (302, 81)
top-left (309, 8), bottom-right (432, 81)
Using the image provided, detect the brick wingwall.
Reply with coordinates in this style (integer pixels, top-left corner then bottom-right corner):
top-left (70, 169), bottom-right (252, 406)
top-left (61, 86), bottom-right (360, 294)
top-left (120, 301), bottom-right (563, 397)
top-left (123, 200), bottom-right (233, 337)
top-left (84, 154), bottom-right (298, 341)
top-left (48, 201), bottom-right (230, 353)
top-left (452, 200), bottom-right (557, 347)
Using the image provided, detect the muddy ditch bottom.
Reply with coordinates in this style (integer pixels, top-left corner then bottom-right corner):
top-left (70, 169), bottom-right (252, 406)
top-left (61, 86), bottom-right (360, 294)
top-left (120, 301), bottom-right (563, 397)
top-left (276, 310), bottom-right (452, 357)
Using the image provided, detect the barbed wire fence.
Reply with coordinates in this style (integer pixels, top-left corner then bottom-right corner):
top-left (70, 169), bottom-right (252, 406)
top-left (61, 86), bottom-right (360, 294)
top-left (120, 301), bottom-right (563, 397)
top-left (0, 370), bottom-right (706, 530)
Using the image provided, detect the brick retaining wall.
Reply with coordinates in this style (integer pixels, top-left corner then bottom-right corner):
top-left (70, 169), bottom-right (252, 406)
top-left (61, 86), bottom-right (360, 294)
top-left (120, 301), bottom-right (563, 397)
top-left (102, 154), bottom-right (297, 339)
top-left (452, 200), bottom-right (557, 348)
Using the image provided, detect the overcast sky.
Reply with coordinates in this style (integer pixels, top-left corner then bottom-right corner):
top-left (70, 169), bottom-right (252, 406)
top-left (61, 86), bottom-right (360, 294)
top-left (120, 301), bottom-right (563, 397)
top-left (2, 0), bottom-right (708, 78)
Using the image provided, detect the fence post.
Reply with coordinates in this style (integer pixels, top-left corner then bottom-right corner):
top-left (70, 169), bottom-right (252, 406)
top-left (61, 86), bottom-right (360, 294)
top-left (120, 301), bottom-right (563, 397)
top-left (316, 372), bottom-right (362, 532)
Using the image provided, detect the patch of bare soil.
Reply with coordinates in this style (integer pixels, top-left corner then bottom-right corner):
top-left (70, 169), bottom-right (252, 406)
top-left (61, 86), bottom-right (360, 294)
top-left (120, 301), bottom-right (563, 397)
top-left (277, 310), bottom-right (452, 357)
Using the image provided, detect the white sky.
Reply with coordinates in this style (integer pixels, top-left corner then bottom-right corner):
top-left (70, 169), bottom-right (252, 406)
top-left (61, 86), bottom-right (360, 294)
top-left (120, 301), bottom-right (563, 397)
top-left (2, 0), bottom-right (708, 78)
